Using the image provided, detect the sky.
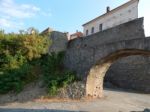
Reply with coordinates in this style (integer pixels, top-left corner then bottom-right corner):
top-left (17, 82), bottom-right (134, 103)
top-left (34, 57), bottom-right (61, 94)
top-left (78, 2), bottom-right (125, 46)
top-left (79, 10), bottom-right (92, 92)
top-left (0, 0), bottom-right (149, 36)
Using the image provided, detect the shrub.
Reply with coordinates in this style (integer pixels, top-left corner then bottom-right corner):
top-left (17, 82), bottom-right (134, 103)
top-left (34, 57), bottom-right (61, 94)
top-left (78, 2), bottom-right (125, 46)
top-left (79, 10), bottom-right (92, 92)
top-left (0, 63), bottom-right (32, 94)
top-left (0, 30), bottom-right (77, 96)
top-left (0, 31), bottom-right (50, 94)
top-left (41, 52), bottom-right (77, 96)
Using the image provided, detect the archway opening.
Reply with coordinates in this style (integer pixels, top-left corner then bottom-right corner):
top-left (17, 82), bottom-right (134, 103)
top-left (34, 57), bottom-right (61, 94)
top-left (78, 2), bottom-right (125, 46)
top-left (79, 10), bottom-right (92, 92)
top-left (86, 49), bottom-right (150, 98)
top-left (104, 55), bottom-right (150, 93)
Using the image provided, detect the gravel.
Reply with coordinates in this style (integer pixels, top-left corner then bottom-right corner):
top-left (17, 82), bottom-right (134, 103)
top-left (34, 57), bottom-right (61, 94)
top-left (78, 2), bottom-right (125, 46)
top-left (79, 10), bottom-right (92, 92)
top-left (0, 89), bottom-right (150, 112)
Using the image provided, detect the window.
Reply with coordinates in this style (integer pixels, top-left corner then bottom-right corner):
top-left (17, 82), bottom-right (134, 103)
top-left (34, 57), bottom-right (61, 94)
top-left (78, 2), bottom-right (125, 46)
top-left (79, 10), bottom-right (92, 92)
top-left (99, 24), bottom-right (103, 31)
top-left (86, 30), bottom-right (88, 36)
top-left (91, 27), bottom-right (94, 34)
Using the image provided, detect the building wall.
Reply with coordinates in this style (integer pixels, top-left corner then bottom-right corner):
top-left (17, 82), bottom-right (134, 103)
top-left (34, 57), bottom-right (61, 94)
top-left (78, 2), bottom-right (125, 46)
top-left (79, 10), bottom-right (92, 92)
top-left (64, 18), bottom-right (150, 93)
top-left (64, 18), bottom-right (145, 78)
top-left (70, 35), bottom-right (78, 40)
top-left (83, 0), bottom-right (138, 36)
top-left (49, 31), bottom-right (68, 53)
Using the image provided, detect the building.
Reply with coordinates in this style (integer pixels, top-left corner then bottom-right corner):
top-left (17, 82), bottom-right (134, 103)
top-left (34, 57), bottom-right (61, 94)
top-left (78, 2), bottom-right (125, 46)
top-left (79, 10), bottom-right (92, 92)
top-left (40, 27), bottom-right (53, 35)
top-left (63, 32), bottom-right (70, 40)
top-left (69, 31), bottom-right (83, 40)
top-left (82, 0), bottom-right (139, 36)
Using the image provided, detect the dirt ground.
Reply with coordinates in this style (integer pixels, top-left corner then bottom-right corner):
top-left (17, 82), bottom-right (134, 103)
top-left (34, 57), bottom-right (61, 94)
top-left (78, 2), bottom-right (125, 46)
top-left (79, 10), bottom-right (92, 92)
top-left (0, 88), bottom-right (150, 112)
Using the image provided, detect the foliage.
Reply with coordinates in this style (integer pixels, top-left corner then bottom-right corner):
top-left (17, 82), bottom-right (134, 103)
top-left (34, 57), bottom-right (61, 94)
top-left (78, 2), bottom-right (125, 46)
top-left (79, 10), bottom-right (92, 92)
top-left (0, 32), bottom-right (50, 70)
top-left (40, 52), bottom-right (77, 96)
top-left (0, 30), bottom-right (50, 94)
top-left (0, 63), bottom-right (32, 93)
top-left (0, 30), bottom-right (76, 96)
top-left (27, 27), bottom-right (39, 35)
top-left (21, 34), bottom-right (49, 60)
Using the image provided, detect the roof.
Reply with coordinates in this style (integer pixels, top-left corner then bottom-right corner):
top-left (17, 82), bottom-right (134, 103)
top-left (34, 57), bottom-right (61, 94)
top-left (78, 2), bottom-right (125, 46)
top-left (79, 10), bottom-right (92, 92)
top-left (70, 32), bottom-right (83, 37)
top-left (41, 27), bottom-right (53, 34)
top-left (82, 0), bottom-right (139, 26)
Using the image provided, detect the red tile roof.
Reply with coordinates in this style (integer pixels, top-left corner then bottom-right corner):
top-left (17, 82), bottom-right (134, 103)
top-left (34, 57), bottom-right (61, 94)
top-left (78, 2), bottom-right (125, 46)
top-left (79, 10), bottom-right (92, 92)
top-left (70, 32), bottom-right (83, 37)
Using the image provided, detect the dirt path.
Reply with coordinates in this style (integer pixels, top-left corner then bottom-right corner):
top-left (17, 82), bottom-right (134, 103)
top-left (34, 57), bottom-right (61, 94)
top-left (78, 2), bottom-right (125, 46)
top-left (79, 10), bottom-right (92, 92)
top-left (0, 89), bottom-right (150, 112)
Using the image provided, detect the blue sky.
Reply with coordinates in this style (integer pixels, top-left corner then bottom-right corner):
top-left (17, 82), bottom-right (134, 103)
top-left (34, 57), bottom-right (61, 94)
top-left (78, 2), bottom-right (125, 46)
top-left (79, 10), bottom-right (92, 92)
top-left (0, 0), bottom-right (149, 36)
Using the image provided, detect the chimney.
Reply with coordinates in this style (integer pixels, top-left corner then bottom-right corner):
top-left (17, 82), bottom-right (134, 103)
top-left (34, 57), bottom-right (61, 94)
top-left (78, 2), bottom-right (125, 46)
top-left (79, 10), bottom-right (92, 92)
top-left (106, 6), bottom-right (110, 13)
top-left (76, 30), bottom-right (78, 33)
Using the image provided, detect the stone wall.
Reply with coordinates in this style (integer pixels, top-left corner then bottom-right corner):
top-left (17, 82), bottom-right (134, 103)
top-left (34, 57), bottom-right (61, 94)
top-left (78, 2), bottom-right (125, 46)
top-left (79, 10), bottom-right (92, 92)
top-left (64, 18), bottom-right (150, 93)
top-left (49, 31), bottom-right (68, 53)
top-left (69, 18), bottom-right (144, 49)
top-left (105, 55), bottom-right (150, 93)
top-left (64, 18), bottom-right (146, 77)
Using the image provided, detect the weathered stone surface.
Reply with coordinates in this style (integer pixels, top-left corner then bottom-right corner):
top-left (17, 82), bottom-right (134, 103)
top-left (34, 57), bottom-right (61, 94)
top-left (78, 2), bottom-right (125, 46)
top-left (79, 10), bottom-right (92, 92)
top-left (65, 38), bottom-right (150, 79)
top-left (49, 31), bottom-right (68, 53)
top-left (67, 18), bottom-right (145, 49)
top-left (64, 18), bottom-right (150, 98)
top-left (57, 81), bottom-right (85, 99)
top-left (105, 55), bottom-right (150, 93)
top-left (64, 18), bottom-right (147, 78)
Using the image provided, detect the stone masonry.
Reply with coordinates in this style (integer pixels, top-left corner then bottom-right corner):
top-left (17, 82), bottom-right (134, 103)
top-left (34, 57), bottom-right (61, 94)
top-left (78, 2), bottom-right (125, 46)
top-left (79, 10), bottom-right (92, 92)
top-left (64, 18), bottom-right (150, 98)
top-left (49, 31), bottom-right (68, 53)
top-left (105, 55), bottom-right (150, 93)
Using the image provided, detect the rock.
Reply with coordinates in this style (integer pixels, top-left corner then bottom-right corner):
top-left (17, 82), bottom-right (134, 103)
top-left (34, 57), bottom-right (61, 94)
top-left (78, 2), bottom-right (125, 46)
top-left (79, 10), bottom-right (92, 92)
top-left (57, 81), bottom-right (86, 99)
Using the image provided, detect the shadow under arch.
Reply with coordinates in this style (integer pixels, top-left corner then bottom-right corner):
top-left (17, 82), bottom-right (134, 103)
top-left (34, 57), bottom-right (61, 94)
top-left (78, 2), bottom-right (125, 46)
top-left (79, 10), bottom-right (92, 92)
top-left (86, 49), bottom-right (150, 98)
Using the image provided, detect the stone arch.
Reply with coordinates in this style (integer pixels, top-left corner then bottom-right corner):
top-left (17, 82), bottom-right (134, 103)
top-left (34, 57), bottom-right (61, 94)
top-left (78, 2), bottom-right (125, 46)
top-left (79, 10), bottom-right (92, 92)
top-left (86, 49), bottom-right (150, 98)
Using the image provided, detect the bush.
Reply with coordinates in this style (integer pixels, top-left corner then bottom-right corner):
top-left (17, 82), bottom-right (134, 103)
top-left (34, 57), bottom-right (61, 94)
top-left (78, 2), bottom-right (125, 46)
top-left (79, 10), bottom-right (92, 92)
top-left (0, 30), bottom-right (77, 96)
top-left (0, 63), bottom-right (32, 94)
top-left (0, 31), bottom-right (50, 94)
top-left (41, 52), bottom-right (77, 96)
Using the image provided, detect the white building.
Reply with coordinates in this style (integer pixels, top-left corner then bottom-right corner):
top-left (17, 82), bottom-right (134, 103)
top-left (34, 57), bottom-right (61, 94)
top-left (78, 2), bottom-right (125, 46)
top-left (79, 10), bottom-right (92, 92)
top-left (82, 0), bottom-right (139, 36)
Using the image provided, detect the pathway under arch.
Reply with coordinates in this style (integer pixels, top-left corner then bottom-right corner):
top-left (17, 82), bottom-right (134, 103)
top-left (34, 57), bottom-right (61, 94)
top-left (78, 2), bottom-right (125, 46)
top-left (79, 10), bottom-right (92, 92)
top-left (86, 49), bottom-right (150, 98)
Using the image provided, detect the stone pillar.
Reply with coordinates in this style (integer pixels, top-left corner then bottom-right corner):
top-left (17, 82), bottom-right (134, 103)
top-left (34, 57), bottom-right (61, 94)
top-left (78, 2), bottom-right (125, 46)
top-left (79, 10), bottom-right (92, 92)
top-left (86, 62), bottom-right (111, 98)
top-left (86, 71), bottom-right (103, 98)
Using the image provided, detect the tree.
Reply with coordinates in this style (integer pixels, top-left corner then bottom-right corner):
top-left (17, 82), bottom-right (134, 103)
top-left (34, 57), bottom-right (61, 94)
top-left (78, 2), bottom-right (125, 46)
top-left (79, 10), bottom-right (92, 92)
top-left (19, 30), bottom-right (26, 35)
top-left (0, 30), bottom-right (5, 38)
top-left (27, 27), bottom-right (39, 35)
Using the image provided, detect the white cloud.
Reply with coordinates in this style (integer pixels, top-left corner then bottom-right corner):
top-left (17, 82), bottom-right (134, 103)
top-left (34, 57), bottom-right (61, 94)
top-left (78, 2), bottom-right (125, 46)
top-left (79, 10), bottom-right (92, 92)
top-left (0, 0), bottom-right (51, 31)
top-left (0, 18), bottom-right (11, 27)
top-left (0, 0), bottom-right (41, 19)
top-left (0, 0), bottom-right (41, 29)
top-left (0, 18), bottom-right (24, 28)
top-left (41, 11), bottom-right (52, 17)
top-left (0, 0), bottom-right (51, 29)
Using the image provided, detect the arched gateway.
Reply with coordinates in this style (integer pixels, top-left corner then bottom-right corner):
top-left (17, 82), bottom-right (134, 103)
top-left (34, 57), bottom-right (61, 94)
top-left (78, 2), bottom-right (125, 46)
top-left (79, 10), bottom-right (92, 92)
top-left (86, 49), bottom-right (150, 98)
top-left (64, 18), bottom-right (150, 98)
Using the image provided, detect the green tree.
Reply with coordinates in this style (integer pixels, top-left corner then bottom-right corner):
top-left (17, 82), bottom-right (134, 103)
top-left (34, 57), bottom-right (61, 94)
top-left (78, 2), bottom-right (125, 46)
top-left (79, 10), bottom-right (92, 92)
top-left (27, 27), bottom-right (39, 35)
